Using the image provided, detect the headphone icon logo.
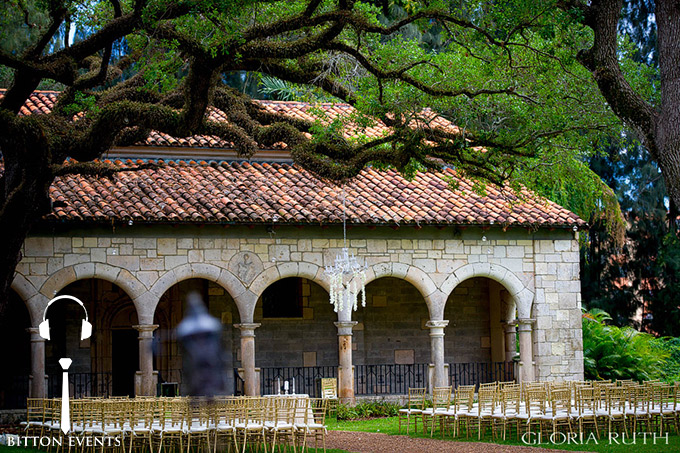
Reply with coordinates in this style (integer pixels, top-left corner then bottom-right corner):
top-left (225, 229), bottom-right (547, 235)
top-left (40, 295), bottom-right (93, 434)
top-left (39, 294), bottom-right (92, 341)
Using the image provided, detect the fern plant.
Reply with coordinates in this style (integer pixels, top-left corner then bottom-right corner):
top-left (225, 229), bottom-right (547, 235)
top-left (582, 309), bottom-right (670, 381)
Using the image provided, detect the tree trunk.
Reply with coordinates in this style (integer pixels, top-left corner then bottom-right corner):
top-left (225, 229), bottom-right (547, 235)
top-left (0, 144), bottom-right (54, 312)
top-left (656, 0), bottom-right (680, 211)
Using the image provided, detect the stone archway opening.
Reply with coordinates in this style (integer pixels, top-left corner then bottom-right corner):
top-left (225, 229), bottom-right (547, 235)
top-left (254, 277), bottom-right (337, 396)
top-left (154, 278), bottom-right (240, 395)
top-left (353, 277), bottom-right (430, 395)
top-left (47, 279), bottom-right (137, 397)
top-left (0, 290), bottom-right (31, 408)
top-left (444, 277), bottom-right (516, 386)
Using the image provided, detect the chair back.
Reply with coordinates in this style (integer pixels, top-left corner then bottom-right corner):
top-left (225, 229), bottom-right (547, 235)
top-left (321, 378), bottom-right (337, 399)
top-left (407, 387), bottom-right (426, 410)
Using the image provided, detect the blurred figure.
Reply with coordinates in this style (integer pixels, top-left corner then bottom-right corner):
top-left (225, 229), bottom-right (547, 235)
top-left (176, 291), bottom-right (232, 396)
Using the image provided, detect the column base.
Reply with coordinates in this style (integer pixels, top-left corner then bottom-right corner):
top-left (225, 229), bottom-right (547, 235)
top-left (237, 368), bottom-right (261, 396)
top-left (338, 365), bottom-right (355, 405)
top-left (427, 363), bottom-right (449, 392)
top-left (134, 371), bottom-right (159, 396)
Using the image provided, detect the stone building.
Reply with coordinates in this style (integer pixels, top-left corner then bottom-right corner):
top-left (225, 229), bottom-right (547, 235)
top-left (1, 92), bottom-right (585, 406)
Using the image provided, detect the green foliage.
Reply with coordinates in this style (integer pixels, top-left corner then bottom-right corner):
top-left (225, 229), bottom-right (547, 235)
top-left (653, 337), bottom-right (680, 383)
top-left (582, 309), bottom-right (670, 382)
top-left (336, 401), bottom-right (401, 420)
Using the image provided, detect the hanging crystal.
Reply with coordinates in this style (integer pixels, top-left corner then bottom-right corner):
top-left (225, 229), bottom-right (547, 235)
top-left (325, 186), bottom-right (367, 313)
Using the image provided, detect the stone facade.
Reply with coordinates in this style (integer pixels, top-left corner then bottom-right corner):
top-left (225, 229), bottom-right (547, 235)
top-left (11, 223), bottom-right (584, 399)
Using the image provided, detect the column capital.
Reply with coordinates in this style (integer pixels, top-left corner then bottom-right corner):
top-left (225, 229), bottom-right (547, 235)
top-left (426, 320), bottom-right (449, 338)
top-left (334, 321), bottom-right (358, 336)
top-left (234, 323), bottom-right (261, 337)
top-left (425, 320), bottom-right (449, 329)
top-left (133, 324), bottom-right (159, 333)
top-left (27, 327), bottom-right (45, 342)
top-left (517, 318), bottom-right (535, 331)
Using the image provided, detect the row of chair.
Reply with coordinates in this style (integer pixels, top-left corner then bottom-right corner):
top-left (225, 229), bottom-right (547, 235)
top-left (399, 380), bottom-right (680, 441)
top-left (23, 396), bottom-right (328, 453)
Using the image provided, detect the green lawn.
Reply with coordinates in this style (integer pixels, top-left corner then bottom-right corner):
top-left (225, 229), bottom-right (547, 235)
top-left (327, 416), bottom-right (680, 453)
top-left (1, 419), bottom-right (678, 453)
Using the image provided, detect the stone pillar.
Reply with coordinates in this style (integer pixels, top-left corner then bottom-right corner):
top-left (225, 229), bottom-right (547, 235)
top-left (27, 327), bottom-right (46, 398)
top-left (517, 318), bottom-right (535, 382)
top-left (235, 323), bottom-right (260, 396)
top-left (334, 321), bottom-right (357, 404)
top-left (426, 320), bottom-right (449, 389)
top-left (503, 321), bottom-right (518, 362)
top-left (133, 324), bottom-right (158, 396)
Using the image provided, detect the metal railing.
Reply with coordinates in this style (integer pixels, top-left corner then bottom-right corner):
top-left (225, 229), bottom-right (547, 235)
top-left (258, 366), bottom-right (338, 397)
top-left (235, 362), bottom-right (515, 397)
top-left (47, 372), bottom-right (113, 399)
top-left (448, 361), bottom-right (515, 388)
top-left (354, 363), bottom-right (428, 395)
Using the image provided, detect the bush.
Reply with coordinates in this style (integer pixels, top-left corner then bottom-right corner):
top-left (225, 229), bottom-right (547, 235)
top-left (336, 401), bottom-right (401, 420)
top-left (583, 309), bottom-right (670, 381)
top-left (653, 336), bottom-right (680, 382)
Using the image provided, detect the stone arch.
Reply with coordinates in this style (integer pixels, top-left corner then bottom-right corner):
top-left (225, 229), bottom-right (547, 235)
top-left (364, 262), bottom-right (438, 318)
top-left (148, 263), bottom-right (245, 322)
top-left (38, 263), bottom-right (146, 322)
top-left (244, 262), bottom-right (329, 322)
top-left (439, 263), bottom-right (533, 320)
top-left (11, 273), bottom-right (42, 325)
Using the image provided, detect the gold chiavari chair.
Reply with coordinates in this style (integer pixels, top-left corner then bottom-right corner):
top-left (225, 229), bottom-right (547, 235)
top-left (599, 386), bottom-right (626, 436)
top-left (320, 379), bottom-right (338, 418)
top-left (235, 397), bottom-right (267, 453)
top-left (303, 398), bottom-right (327, 453)
top-left (155, 398), bottom-right (186, 453)
top-left (625, 384), bottom-right (649, 434)
top-left (127, 399), bottom-right (154, 453)
top-left (440, 384), bottom-right (472, 438)
top-left (398, 388), bottom-right (426, 435)
top-left (95, 399), bottom-right (126, 453)
top-left (185, 399), bottom-right (212, 453)
top-left (448, 385), bottom-right (475, 439)
top-left (516, 387), bottom-right (546, 439)
top-left (575, 385), bottom-right (599, 439)
top-left (213, 398), bottom-right (238, 453)
top-left (267, 397), bottom-right (296, 453)
top-left (543, 387), bottom-right (572, 437)
top-left (492, 383), bottom-right (521, 441)
top-left (422, 386), bottom-right (451, 437)
top-left (22, 398), bottom-right (46, 438)
top-left (469, 383), bottom-right (497, 440)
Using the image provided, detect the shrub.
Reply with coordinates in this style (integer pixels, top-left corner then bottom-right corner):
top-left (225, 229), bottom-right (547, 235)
top-left (583, 308), bottom-right (670, 381)
top-left (336, 401), bottom-right (401, 420)
top-left (653, 336), bottom-right (680, 382)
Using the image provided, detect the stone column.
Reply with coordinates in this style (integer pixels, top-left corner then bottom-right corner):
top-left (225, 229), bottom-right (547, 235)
top-left (334, 321), bottom-right (357, 404)
top-left (133, 324), bottom-right (158, 396)
top-left (235, 323), bottom-right (261, 396)
top-left (517, 318), bottom-right (535, 382)
top-left (503, 321), bottom-right (518, 362)
top-left (27, 327), bottom-right (46, 398)
top-left (426, 320), bottom-right (449, 389)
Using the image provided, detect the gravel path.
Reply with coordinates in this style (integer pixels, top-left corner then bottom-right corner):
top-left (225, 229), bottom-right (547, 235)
top-left (325, 431), bottom-right (582, 453)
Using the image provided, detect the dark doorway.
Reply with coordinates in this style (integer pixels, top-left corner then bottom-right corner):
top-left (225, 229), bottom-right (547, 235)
top-left (112, 329), bottom-right (138, 396)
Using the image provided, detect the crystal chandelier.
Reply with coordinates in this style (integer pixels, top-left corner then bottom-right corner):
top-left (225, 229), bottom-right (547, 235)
top-left (325, 186), bottom-right (367, 313)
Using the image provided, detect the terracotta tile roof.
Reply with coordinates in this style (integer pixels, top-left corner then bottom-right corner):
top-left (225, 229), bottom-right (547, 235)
top-left (6, 91), bottom-right (456, 149)
top-left (3, 90), bottom-right (584, 228)
top-left (45, 159), bottom-right (585, 227)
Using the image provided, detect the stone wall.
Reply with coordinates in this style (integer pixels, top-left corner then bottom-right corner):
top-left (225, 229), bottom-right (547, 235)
top-left (444, 277), bottom-right (492, 364)
top-left (254, 279), bottom-right (338, 367)
top-left (353, 277), bottom-right (430, 366)
top-left (13, 224), bottom-right (585, 382)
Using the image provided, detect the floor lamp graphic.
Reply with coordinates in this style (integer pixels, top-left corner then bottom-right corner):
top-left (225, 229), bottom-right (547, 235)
top-left (39, 295), bottom-right (92, 434)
